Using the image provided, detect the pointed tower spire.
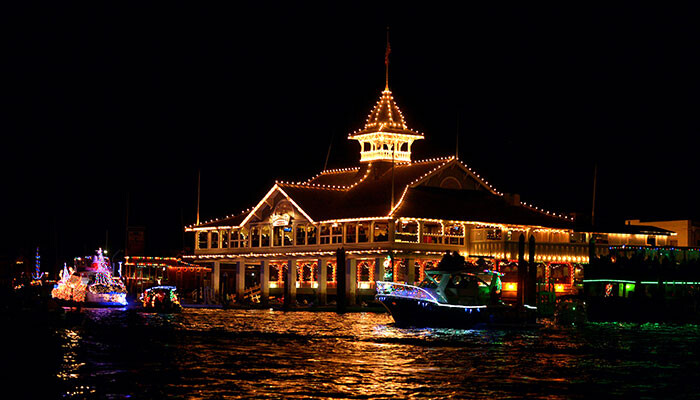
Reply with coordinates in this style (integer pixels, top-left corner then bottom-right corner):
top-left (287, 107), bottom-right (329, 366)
top-left (348, 89), bottom-right (423, 163)
top-left (348, 31), bottom-right (423, 163)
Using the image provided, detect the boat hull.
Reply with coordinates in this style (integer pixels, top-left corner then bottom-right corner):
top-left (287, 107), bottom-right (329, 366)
top-left (376, 295), bottom-right (536, 328)
top-left (141, 303), bottom-right (183, 313)
top-left (54, 298), bottom-right (128, 308)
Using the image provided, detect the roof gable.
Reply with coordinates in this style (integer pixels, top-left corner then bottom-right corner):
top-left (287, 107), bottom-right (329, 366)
top-left (241, 185), bottom-right (314, 227)
top-left (412, 159), bottom-right (500, 195)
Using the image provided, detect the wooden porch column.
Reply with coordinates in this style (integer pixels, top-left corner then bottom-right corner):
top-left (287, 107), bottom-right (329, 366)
top-left (259, 260), bottom-right (269, 306)
top-left (212, 261), bottom-right (221, 302)
top-left (405, 258), bottom-right (415, 285)
top-left (284, 258), bottom-right (297, 308)
top-left (317, 258), bottom-right (327, 305)
top-left (235, 261), bottom-right (245, 301)
top-left (346, 258), bottom-right (357, 306)
top-left (375, 257), bottom-right (385, 283)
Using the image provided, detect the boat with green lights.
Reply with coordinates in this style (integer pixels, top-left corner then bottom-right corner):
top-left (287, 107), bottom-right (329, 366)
top-left (583, 245), bottom-right (700, 322)
top-left (141, 286), bottom-right (183, 313)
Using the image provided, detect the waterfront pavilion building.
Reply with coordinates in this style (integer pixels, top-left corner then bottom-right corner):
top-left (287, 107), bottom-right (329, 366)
top-left (185, 86), bottom-right (673, 305)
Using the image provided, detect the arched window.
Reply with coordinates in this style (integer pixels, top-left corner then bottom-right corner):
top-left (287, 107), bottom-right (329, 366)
top-left (440, 176), bottom-right (462, 189)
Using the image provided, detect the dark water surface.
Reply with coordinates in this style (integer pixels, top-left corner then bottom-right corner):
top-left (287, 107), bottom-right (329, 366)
top-left (12, 308), bottom-right (700, 399)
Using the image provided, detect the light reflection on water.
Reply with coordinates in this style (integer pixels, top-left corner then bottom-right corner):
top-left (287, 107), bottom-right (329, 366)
top-left (34, 309), bottom-right (700, 398)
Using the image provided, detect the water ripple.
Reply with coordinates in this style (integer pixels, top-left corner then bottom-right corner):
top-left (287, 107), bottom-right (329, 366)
top-left (16, 308), bottom-right (700, 399)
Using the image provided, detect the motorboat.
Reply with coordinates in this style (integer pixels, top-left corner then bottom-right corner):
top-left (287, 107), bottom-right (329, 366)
top-left (376, 264), bottom-right (536, 328)
top-left (141, 286), bottom-right (183, 313)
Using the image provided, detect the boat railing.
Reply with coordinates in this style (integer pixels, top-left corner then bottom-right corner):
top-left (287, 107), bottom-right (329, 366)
top-left (376, 281), bottom-right (438, 303)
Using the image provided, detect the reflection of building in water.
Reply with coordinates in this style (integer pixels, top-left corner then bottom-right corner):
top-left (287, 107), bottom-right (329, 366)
top-left (185, 81), bottom-right (674, 305)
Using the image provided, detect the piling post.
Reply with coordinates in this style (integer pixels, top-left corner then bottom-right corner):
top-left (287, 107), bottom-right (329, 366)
top-left (347, 258), bottom-right (357, 306)
top-left (527, 235), bottom-right (537, 306)
top-left (406, 258), bottom-right (415, 285)
top-left (517, 234), bottom-right (525, 307)
top-left (259, 260), bottom-right (269, 307)
top-left (336, 248), bottom-right (347, 313)
top-left (317, 258), bottom-right (327, 306)
top-left (588, 237), bottom-right (597, 264)
top-left (284, 259), bottom-right (297, 309)
top-left (235, 261), bottom-right (245, 303)
top-left (212, 261), bottom-right (221, 303)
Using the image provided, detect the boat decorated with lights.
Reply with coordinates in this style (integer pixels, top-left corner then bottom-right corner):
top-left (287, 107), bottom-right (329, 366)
top-left (141, 286), bottom-right (183, 313)
top-left (376, 252), bottom-right (536, 327)
top-left (51, 249), bottom-right (128, 307)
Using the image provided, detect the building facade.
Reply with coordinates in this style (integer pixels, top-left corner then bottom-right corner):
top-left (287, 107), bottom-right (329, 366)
top-left (185, 86), bottom-right (673, 305)
top-left (627, 219), bottom-right (699, 247)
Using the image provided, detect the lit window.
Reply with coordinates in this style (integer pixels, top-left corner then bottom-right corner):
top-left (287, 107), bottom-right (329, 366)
top-left (445, 224), bottom-right (464, 245)
top-left (239, 227), bottom-right (249, 248)
top-left (422, 223), bottom-right (442, 244)
top-left (396, 220), bottom-right (418, 242)
top-left (198, 232), bottom-right (208, 249)
top-left (230, 229), bottom-right (239, 248)
top-left (210, 231), bottom-right (219, 249)
top-left (273, 226), bottom-right (284, 246)
top-left (307, 225), bottom-right (317, 245)
top-left (331, 224), bottom-right (343, 244)
top-left (486, 229), bottom-right (502, 241)
top-left (283, 226), bottom-right (293, 246)
top-left (357, 223), bottom-right (369, 242)
top-left (345, 223), bottom-right (357, 243)
top-left (221, 230), bottom-right (229, 248)
top-left (373, 223), bottom-right (388, 242)
top-left (320, 224), bottom-right (331, 245)
top-left (261, 225), bottom-right (270, 247)
top-left (250, 227), bottom-right (260, 247)
top-left (296, 225), bottom-right (306, 246)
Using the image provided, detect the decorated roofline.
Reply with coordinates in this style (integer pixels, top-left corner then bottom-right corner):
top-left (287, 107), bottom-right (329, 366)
top-left (184, 247), bottom-right (449, 261)
top-left (278, 163), bottom-right (374, 191)
top-left (185, 154), bottom-right (574, 231)
top-left (187, 215), bottom-right (575, 235)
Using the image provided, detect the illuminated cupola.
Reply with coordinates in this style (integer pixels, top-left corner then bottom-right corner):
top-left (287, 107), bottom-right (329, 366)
top-left (348, 88), bottom-right (424, 163)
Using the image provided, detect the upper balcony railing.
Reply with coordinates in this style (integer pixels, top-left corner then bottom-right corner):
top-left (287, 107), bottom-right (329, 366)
top-left (359, 149), bottom-right (411, 162)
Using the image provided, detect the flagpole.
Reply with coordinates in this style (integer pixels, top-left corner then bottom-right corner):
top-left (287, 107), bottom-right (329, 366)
top-left (385, 27), bottom-right (390, 90)
top-left (386, 27), bottom-right (394, 212)
top-left (196, 168), bottom-right (201, 226)
top-left (391, 143), bottom-right (395, 211)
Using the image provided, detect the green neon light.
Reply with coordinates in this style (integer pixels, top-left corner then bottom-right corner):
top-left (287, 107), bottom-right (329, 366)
top-left (585, 279), bottom-right (700, 285)
top-left (583, 279), bottom-right (636, 284)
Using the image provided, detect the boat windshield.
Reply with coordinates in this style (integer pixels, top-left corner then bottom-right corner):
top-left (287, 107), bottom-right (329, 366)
top-left (419, 271), bottom-right (446, 288)
top-left (418, 277), bottom-right (437, 289)
top-left (445, 273), bottom-right (490, 305)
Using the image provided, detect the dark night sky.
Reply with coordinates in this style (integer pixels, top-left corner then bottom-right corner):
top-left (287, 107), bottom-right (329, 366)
top-left (3, 3), bottom-right (699, 272)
